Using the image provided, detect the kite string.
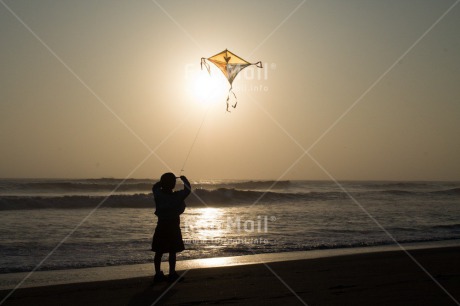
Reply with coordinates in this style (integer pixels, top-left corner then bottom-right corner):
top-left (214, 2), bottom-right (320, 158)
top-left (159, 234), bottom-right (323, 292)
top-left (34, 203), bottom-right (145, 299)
top-left (180, 107), bottom-right (210, 174)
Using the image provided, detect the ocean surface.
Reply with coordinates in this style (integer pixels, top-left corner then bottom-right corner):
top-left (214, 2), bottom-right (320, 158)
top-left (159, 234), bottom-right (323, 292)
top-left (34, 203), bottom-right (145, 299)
top-left (0, 179), bottom-right (459, 274)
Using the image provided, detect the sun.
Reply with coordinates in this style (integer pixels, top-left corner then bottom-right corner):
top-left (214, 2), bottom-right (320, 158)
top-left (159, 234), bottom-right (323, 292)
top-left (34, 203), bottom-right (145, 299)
top-left (191, 71), bottom-right (228, 106)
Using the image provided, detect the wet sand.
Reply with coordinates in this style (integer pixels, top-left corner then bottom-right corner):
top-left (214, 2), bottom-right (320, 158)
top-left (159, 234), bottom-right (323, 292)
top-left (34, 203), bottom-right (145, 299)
top-left (1, 246), bottom-right (459, 305)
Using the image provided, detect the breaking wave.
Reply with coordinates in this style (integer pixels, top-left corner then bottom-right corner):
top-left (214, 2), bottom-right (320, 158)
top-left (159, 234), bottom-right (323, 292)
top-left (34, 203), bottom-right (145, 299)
top-left (0, 188), bottom-right (345, 210)
top-left (1, 185), bottom-right (459, 210)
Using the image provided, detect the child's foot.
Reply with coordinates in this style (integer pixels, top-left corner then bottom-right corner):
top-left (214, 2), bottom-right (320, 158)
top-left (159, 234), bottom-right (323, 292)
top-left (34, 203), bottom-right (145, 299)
top-left (153, 271), bottom-right (167, 283)
top-left (168, 272), bottom-right (182, 283)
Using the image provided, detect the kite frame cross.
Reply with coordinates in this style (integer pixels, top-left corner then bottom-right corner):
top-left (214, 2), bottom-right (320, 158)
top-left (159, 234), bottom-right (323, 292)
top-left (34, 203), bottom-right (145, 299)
top-left (201, 49), bottom-right (262, 111)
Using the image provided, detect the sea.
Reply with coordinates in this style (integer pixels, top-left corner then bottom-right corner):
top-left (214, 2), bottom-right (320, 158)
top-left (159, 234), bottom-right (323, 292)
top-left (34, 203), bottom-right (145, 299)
top-left (0, 179), bottom-right (459, 274)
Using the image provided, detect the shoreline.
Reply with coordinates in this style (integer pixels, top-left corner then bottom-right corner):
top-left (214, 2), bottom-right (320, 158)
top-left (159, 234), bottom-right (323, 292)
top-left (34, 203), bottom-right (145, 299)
top-left (1, 244), bottom-right (459, 305)
top-left (1, 239), bottom-right (459, 290)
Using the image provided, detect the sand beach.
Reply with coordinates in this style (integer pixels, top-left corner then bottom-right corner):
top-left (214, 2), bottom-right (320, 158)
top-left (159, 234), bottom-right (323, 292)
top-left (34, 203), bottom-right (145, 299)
top-left (1, 245), bottom-right (459, 305)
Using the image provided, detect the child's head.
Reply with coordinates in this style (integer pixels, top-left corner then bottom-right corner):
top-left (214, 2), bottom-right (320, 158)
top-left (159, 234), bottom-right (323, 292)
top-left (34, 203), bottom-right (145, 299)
top-left (160, 172), bottom-right (176, 191)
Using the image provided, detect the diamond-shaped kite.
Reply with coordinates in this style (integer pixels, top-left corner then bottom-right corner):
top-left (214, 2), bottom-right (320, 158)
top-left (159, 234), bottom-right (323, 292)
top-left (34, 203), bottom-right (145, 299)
top-left (201, 49), bottom-right (262, 111)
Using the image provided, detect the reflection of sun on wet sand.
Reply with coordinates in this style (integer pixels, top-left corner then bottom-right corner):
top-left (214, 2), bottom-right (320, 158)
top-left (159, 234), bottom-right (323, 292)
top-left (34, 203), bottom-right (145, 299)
top-left (1, 246), bottom-right (459, 305)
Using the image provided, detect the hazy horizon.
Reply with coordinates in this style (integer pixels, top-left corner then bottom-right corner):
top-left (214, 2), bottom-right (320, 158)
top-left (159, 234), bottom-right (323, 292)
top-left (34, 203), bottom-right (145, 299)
top-left (1, 177), bottom-right (459, 183)
top-left (1, 0), bottom-right (459, 181)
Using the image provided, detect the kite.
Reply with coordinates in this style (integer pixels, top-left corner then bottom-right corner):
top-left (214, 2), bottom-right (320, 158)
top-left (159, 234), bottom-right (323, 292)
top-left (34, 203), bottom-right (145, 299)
top-left (201, 49), bottom-right (262, 111)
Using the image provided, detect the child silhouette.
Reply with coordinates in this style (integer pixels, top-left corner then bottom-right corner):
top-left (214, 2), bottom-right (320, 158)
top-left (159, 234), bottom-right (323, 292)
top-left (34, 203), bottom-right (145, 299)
top-left (151, 173), bottom-right (191, 282)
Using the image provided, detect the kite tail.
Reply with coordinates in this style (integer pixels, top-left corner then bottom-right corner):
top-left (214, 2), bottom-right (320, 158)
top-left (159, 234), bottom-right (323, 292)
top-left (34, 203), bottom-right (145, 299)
top-left (255, 61), bottom-right (263, 68)
top-left (226, 85), bottom-right (238, 112)
top-left (231, 89), bottom-right (237, 109)
top-left (201, 58), bottom-right (211, 74)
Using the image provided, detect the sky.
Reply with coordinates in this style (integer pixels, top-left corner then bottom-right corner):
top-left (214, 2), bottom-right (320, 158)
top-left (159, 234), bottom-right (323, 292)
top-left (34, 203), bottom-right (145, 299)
top-left (0, 0), bottom-right (459, 181)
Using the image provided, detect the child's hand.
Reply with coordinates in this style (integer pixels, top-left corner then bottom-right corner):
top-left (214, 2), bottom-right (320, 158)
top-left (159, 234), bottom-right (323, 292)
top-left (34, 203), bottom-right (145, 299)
top-left (180, 175), bottom-right (187, 181)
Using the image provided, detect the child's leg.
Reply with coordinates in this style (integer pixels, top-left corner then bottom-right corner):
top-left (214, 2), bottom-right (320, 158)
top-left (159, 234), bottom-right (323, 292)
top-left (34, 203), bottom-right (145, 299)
top-left (154, 252), bottom-right (163, 274)
top-left (168, 252), bottom-right (176, 274)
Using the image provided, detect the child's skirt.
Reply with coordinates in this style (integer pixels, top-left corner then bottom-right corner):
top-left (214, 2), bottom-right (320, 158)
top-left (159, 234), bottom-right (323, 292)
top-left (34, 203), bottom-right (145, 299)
top-left (151, 217), bottom-right (185, 253)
